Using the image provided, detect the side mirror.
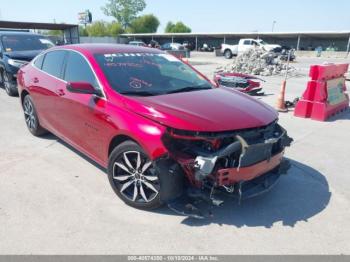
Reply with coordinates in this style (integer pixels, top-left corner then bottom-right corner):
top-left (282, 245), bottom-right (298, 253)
top-left (66, 82), bottom-right (102, 96)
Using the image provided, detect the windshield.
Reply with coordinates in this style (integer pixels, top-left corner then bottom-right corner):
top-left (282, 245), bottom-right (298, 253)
top-left (95, 52), bottom-right (212, 96)
top-left (1, 35), bottom-right (55, 52)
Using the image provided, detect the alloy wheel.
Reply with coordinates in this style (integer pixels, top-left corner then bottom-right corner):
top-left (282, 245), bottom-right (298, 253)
top-left (112, 151), bottom-right (159, 203)
top-left (3, 72), bottom-right (11, 94)
top-left (23, 97), bottom-right (36, 130)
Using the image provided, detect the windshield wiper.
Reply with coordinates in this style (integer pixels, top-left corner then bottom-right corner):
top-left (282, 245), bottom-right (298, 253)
top-left (166, 85), bottom-right (212, 94)
top-left (119, 91), bottom-right (157, 97)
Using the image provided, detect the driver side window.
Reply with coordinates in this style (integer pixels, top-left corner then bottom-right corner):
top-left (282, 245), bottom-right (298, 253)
top-left (64, 51), bottom-right (99, 88)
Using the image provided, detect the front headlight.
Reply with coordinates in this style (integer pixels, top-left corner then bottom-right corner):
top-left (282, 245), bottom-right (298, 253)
top-left (8, 59), bottom-right (28, 68)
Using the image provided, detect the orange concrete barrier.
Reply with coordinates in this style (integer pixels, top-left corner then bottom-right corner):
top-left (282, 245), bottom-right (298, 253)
top-left (294, 64), bottom-right (349, 121)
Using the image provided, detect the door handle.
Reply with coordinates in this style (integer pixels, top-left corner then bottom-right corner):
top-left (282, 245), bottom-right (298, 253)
top-left (56, 89), bottom-right (65, 96)
top-left (32, 77), bottom-right (39, 84)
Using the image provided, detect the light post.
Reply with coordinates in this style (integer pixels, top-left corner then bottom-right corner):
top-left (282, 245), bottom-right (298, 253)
top-left (272, 21), bottom-right (277, 32)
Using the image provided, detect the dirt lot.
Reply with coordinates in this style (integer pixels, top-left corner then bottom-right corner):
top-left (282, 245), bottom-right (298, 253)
top-left (0, 52), bottom-right (349, 254)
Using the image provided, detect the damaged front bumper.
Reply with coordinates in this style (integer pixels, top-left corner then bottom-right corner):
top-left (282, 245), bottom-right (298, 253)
top-left (192, 122), bottom-right (292, 185)
top-left (215, 151), bottom-right (284, 186)
top-left (160, 120), bottom-right (293, 218)
top-left (167, 159), bottom-right (291, 219)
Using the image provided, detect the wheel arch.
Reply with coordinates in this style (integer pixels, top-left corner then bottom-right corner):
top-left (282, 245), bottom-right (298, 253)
top-left (108, 134), bottom-right (138, 157)
top-left (20, 89), bottom-right (30, 104)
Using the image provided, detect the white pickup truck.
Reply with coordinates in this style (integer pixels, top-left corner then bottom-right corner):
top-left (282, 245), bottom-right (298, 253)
top-left (221, 39), bottom-right (281, 59)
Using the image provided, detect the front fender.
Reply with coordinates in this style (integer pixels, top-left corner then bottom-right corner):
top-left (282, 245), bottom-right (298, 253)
top-left (105, 103), bottom-right (168, 162)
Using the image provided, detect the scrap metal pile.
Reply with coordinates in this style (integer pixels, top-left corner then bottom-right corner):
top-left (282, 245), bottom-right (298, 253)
top-left (217, 48), bottom-right (297, 77)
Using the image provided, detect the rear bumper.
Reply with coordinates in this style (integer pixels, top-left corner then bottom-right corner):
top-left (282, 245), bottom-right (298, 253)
top-left (216, 151), bottom-right (284, 186)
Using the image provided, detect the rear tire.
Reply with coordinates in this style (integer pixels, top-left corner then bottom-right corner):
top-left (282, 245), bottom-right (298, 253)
top-left (22, 95), bottom-right (48, 136)
top-left (1, 70), bottom-right (18, 97)
top-left (108, 141), bottom-right (163, 210)
top-left (224, 49), bottom-right (233, 59)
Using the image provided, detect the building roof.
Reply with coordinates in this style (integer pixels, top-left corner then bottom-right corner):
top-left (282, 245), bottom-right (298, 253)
top-left (122, 31), bottom-right (350, 39)
top-left (0, 20), bottom-right (78, 30)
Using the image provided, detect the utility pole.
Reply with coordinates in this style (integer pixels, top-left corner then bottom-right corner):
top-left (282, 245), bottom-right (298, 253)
top-left (272, 21), bottom-right (276, 32)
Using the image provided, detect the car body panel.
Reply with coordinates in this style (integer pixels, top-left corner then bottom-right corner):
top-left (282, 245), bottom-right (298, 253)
top-left (123, 87), bottom-right (277, 132)
top-left (17, 44), bottom-right (290, 193)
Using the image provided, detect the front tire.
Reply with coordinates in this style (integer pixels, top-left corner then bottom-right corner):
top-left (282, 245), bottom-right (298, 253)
top-left (22, 95), bottom-right (47, 136)
top-left (108, 141), bottom-right (163, 210)
top-left (1, 70), bottom-right (18, 97)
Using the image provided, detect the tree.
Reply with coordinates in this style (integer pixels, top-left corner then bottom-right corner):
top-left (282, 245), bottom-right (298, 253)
top-left (84, 21), bottom-right (124, 37)
top-left (129, 14), bottom-right (160, 33)
top-left (165, 22), bottom-right (175, 33)
top-left (79, 26), bottom-right (88, 37)
top-left (165, 21), bottom-right (191, 33)
top-left (107, 22), bottom-right (125, 36)
top-left (86, 21), bottom-right (109, 37)
top-left (47, 30), bottom-right (63, 36)
top-left (102, 0), bottom-right (146, 29)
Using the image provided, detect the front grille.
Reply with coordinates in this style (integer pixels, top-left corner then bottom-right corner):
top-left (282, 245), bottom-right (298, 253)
top-left (218, 77), bottom-right (250, 88)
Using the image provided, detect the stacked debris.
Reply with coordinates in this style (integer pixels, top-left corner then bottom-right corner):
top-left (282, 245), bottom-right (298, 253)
top-left (216, 49), bottom-right (298, 77)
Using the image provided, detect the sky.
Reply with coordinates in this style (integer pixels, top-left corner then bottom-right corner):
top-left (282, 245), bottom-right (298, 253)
top-left (0, 0), bottom-right (349, 33)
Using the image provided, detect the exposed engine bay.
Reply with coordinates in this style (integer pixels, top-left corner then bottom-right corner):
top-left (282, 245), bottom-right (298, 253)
top-left (158, 120), bottom-right (293, 218)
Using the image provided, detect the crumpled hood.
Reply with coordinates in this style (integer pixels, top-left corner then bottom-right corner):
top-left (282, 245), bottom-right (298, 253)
top-left (4, 50), bottom-right (43, 61)
top-left (123, 88), bottom-right (278, 132)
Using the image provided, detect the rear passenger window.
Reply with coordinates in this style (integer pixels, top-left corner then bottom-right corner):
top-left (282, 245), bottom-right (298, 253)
top-left (33, 54), bottom-right (45, 69)
top-left (64, 51), bottom-right (98, 87)
top-left (42, 50), bottom-right (66, 78)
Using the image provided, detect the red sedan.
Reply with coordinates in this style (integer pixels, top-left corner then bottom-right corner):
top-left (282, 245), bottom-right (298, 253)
top-left (17, 44), bottom-right (292, 216)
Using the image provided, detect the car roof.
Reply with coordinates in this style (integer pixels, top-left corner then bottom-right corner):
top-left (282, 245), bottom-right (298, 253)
top-left (53, 43), bottom-right (164, 55)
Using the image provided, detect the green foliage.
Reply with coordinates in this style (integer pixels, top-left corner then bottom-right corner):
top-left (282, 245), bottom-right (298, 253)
top-left (47, 30), bottom-right (63, 36)
top-left (107, 22), bottom-right (125, 36)
top-left (165, 22), bottom-right (175, 33)
top-left (128, 14), bottom-right (160, 33)
top-left (165, 21), bottom-right (192, 33)
top-left (102, 0), bottom-right (146, 29)
top-left (79, 26), bottom-right (88, 37)
top-left (39, 29), bottom-right (62, 36)
top-left (86, 21), bottom-right (108, 37)
top-left (85, 21), bottom-right (124, 37)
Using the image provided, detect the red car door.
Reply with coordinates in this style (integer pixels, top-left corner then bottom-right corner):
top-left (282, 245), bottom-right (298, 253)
top-left (54, 50), bottom-right (110, 164)
top-left (29, 50), bottom-right (67, 132)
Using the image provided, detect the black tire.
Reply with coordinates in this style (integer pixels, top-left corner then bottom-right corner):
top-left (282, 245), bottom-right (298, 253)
top-left (22, 95), bottom-right (48, 136)
top-left (1, 70), bottom-right (18, 97)
top-left (224, 49), bottom-right (233, 59)
top-left (108, 141), bottom-right (163, 210)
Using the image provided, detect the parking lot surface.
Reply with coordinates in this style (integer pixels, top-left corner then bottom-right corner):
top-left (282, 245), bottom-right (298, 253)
top-left (0, 53), bottom-right (349, 254)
